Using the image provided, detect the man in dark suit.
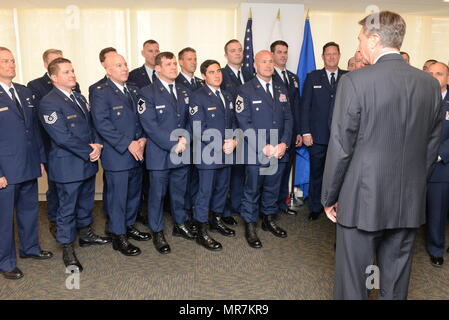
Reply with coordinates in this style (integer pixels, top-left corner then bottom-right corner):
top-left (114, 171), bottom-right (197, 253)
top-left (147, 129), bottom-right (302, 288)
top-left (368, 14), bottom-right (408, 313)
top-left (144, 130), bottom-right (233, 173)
top-left (0, 47), bottom-right (53, 280)
top-left (235, 50), bottom-right (293, 249)
top-left (128, 39), bottom-right (160, 88)
top-left (138, 52), bottom-right (196, 254)
top-left (322, 11), bottom-right (442, 300)
top-left (90, 53), bottom-right (151, 257)
top-left (425, 61), bottom-right (449, 267)
top-left (270, 40), bottom-right (303, 216)
top-left (39, 58), bottom-right (110, 273)
top-left (27, 49), bottom-right (81, 238)
top-left (221, 39), bottom-right (254, 226)
top-left (189, 59), bottom-right (238, 251)
top-left (300, 41), bottom-right (348, 221)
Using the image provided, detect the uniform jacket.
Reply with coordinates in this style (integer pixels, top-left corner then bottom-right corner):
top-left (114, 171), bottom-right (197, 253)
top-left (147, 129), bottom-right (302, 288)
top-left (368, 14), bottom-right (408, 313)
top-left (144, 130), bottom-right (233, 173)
top-left (138, 78), bottom-right (191, 171)
top-left (39, 87), bottom-right (100, 183)
top-left (128, 65), bottom-right (153, 89)
top-left (90, 79), bottom-right (145, 171)
top-left (176, 73), bottom-right (204, 92)
top-left (88, 75), bottom-right (108, 97)
top-left (321, 53), bottom-right (442, 231)
top-left (0, 83), bottom-right (45, 184)
top-left (220, 65), bottom-right (253, 101)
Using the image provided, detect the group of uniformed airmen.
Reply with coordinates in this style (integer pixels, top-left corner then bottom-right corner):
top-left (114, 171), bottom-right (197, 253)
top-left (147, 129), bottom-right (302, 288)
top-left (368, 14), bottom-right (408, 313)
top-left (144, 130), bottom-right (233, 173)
top-left (0, 38), bottom-right (307, 279)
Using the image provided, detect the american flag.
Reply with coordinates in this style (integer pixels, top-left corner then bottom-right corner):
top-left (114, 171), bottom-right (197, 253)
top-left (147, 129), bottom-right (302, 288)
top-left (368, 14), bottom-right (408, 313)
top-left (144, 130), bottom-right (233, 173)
top-left (242, 11), bottom-right (256, 77)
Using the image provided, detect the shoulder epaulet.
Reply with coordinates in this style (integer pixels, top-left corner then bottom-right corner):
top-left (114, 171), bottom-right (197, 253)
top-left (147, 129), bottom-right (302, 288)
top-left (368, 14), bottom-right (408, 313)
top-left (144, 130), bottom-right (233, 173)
top-left (96, 83), bottom-right (108, 90)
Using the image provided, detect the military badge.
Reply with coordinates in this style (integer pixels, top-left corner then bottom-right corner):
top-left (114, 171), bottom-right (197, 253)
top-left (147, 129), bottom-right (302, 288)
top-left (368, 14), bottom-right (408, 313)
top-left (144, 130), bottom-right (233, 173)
top-left (44, 112), bottom-right (58, 125)
top-left (235, 95), bottom-right (244, 113)
top-left (137, 98), bottom-right (146, 114)
top-left (190, 106), bottom-right (198, 115)
top-left (184, 97), bottom-right (189, 105)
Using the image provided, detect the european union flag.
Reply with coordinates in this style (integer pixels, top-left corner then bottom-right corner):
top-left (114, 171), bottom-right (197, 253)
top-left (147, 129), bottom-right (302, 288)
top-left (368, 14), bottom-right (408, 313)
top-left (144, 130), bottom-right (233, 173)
top-left (295, 15), bottom-right (316, 200)
top-left (242, 12), bottom-right (256, 77)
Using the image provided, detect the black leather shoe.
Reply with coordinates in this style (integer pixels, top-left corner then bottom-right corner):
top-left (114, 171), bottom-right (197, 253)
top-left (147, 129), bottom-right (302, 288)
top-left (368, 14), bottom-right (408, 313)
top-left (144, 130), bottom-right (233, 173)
top-left (430, 256), bottom-right (444, 267)
top-left (172, 224), bottom-right (196, 240)
top-left (127, 225), bottom-right (151, 241)
top-left (20, 250), bottom-right (53, 260)
top-left (280, 208), bottom-right (297, 216)
top-left (447, 247), bottom-right (449, 253)
top-left (79, 226), bottom-right (111, 247)
top-left (262, 215), bottom-right (287, 238)
top-left (153, 231), bottom-right (171, 254)
top-left (186, 220), bottom-right (198, 234)
top-left (245, 222), bottom-right (262, 249)
top-left (112, 234), bottom-right (141, 256)
top-left (49, 221), bottom-right (57, 239)
top-left (62, 243), bottom-right (83, 273)
top-left (196, 222), bottom-right (222, 251)
top-left (1, 267), bottom-right (24, 280)
top-left (209, 212), bottom-right (236, 237)
top-left (308, 211), bottom-right (321, 221)
top-left (222, 216), bottom-right (238, 226)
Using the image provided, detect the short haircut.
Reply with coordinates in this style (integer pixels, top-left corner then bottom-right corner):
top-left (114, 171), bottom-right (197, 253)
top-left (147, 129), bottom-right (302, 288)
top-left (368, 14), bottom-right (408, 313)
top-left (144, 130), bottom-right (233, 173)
top-left (178, 47), bottom-right (196, 60)
top-left (43, 49), bottom-right (63, 63)
top-left (200, 59), bottom-right (221, 75)
top-left (48, 57), bottom-right (71, 76)
top-left (99, 47), bottom-right (116, 63)
top-left (270, 40), bottom-right (289, 53)
top-left (224, 39), bottom-right (240, 54)
top-left (322, 42), bottom-right (340, 55)
top-left (430, 61), bottom-right (449, 74)
top-left (425, 59), bottom-right (437, 64)
top-left (359, 11), bottom-right (406, 50)
top-left (143, 39), bottom-right (158, 48)
top-left (155, 52), bottom-right (175, 66)
top-left (0, 47), bottom-right (11, 53)
top-left (400, 51), bottom-right (409, 57)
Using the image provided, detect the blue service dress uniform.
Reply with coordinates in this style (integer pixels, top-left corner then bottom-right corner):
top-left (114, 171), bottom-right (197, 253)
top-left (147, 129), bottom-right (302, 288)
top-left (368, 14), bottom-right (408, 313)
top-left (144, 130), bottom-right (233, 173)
top-left (39, 88), bottom-right (100, 244)
top-left (235, 77), bottom-right (293, 223)
top-left (189, 85), bottom-right (236, 223)
top-left (220, 64), bottom-right (254, 218)
top-left (138, 78), bottom-right (191, 232)
top-left (90, 79), bottom-right (145, 235)
top-left (272, 69), bottom-right (302, 210)
top-left (427, 88), bottom-right (449, 258)
top-left (300, 68), bottom-right (347, 214)
top-left (128, 65), bottom-right (156, 89)
top-left (27, 73), bottom-right (81, 223)
top-left (0, 83), bottom-right (46, 272)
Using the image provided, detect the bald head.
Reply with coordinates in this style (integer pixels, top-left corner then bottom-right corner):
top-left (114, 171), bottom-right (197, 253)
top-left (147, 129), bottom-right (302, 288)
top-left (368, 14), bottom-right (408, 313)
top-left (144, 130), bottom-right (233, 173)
top-left (105, 53), bottom-right (129, 85)
top-left (254, 50), bottom-right (274, 81)
top-left (427, 62), bottom-right (449, 92)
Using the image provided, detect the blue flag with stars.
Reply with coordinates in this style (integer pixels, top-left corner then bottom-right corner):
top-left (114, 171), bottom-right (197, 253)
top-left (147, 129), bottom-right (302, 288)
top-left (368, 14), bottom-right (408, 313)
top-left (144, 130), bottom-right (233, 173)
top-left (294, 16), bottom-right (316, 200)
top-left (242, 15), bottom-right (256, 77)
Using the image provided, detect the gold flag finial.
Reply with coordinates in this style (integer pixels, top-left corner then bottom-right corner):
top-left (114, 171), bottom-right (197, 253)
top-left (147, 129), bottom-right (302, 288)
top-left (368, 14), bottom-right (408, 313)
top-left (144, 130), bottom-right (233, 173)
top-left (249, 8), bottom-right (252, 19)
top-left (306, 9), bottom-right (310, 20)
top-left (276, 8), bottom-right (280, 19)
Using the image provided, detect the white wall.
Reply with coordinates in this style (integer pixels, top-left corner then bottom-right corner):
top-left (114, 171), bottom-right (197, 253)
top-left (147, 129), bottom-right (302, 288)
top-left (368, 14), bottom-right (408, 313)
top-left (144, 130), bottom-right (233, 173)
top-left (238, 3), bottom-right (304, 72)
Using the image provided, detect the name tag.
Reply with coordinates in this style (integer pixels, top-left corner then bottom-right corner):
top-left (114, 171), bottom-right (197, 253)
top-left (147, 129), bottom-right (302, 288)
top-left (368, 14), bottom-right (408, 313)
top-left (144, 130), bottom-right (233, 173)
top-left (156, 105), bottom-right (165, 109)
top-left (113, 106), bottom-right (123, 110)
top-left (67, 114), bottom-right (77, 120)
top-left (208, 107), bottom-right (216, 111)
top-left (313, 85), bottom-right (322, 89)
top-left (0, 107), bottom-right (8, 112)
top-left (252, 100), bottom-right (262, 104)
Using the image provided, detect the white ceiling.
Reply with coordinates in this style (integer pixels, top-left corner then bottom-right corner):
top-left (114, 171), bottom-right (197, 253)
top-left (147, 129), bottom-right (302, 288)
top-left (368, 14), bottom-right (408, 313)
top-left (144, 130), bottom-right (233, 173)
top-left (3, 0), bottom-right (449, 16)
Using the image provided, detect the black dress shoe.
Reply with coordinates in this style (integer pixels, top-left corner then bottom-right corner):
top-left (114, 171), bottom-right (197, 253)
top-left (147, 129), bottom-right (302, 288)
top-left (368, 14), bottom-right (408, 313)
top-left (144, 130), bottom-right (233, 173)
top-left (430, 256), bottom-right (444, 267)
top-left (308, 211), bottom-right (321, 221)
top-left (262, 215), bottom-right (288, 238)
top-left (172, 224), bottom-right (196, 240)
top-left (112, 235), bottom-right (141, 256)
top-left (447, 247), bottom-right (449, 253)
top-left (153, 231), bottom-right (171, 254)
top-left (186, 220), bottom-right (198, 233)
top-left (127, 225), bottom-right (151, 241)
top-left (209, 212), bottom-right (236, 237)
top-left (280, 208), bottom-right (297, 216)
top-left (245, 222), bottom-right (262, 249)
top-left (49, 221), bottom-right (57, 239)
top-left (1, 267), bottom-right (24, 280)
top-left (222, 216), bottom-right (238, 226)
top-left (79, 226), bottom-right (111, 247)
top-left (62, 243), bottom-right (83, 273)
top-left (196, 222), bottom-right (222, 251)
top-left (20, 250), bottom-right (53, 260)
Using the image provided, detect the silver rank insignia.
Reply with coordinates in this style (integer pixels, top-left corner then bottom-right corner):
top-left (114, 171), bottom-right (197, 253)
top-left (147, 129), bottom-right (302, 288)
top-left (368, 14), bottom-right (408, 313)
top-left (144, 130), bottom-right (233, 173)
top-left (184, 97), bottom-right (189, 104)
top-left (229, 102), bottom-right (233, 109)
top-left (137, 98), bottom-right (146, 114)
top-left (190, 106), bottom-right (198, 116)
top-left (44, 112), bottom-right (58, 125)
top-left (235, 95), bottom-right (244, 113)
